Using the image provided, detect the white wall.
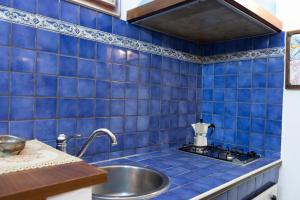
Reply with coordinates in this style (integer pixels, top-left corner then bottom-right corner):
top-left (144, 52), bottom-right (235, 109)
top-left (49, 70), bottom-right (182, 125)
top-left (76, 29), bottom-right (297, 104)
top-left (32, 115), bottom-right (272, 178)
top-left (276, 0), bottom-right (300, 200)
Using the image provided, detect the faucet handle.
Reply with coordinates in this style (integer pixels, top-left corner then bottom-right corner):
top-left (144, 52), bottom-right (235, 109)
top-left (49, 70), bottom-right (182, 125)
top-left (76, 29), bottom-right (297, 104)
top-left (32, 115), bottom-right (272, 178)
top-left (56, 133), bottom-right (82, 153)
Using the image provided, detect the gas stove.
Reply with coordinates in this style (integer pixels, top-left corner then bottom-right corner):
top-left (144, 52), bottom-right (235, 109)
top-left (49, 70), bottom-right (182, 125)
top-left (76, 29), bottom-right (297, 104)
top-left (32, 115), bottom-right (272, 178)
top-left (178, 144), bottom-right (260, 165)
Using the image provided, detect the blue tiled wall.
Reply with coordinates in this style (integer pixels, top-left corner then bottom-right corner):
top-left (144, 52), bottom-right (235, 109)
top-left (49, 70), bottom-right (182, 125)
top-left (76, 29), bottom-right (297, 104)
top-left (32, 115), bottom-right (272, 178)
top-left (0, 0), bottom-right (201, 161)
top-left (201, 34), bottom-right (285, 158)
top-left (0, 0), bottom-right (284, 161)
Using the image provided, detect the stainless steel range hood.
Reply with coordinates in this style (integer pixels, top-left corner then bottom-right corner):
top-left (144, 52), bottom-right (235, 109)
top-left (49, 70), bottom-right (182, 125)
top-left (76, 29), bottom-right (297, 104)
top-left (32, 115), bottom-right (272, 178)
top-left (127, 0), bottom-right (282, 43)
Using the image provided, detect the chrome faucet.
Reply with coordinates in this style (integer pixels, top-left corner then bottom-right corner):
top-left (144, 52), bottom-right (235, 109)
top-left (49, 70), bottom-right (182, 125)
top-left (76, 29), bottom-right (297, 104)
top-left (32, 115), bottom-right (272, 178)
top-left (77, 128), bottom-right (117, 158)
top-left (56, 128), bottom-right (117, 158)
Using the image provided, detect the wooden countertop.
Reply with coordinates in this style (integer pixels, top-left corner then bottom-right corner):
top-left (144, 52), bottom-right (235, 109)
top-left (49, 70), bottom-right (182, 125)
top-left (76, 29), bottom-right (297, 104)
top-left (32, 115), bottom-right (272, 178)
top-left (0, 161), bottom-right (107, 200)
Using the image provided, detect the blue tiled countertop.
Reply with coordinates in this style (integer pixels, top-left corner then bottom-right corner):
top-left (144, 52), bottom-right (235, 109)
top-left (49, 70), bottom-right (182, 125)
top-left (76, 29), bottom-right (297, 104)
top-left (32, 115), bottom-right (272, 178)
top-left (93, 149), bottom-right (281, 200)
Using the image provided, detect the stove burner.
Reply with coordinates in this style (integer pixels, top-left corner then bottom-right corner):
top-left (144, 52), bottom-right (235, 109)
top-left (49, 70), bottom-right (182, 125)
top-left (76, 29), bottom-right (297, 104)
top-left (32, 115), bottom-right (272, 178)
top-left (178, 144), bottom-right (260, 165)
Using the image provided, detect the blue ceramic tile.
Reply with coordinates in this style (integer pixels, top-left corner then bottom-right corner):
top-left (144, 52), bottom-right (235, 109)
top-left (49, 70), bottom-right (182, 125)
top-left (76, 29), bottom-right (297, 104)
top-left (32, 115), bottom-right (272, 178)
top-left (268, 57), bottom-right (284, 72)
top-left (0, 122), bottom-right (8, 134)
top-left (36, 52), bottom-right (57, 74)
top-left (112, 17), bottom-right (127, 36)
top-left (0, 97), bottom-right (8, 120)
top-left (111, 82), bottom-right (125, 98)
top-left (98, 12), bottom-right (112, 33)
top-left (127, 66), bottom-right (139, 82)
top-left (111, 100), bottom-right (124, 116)
top-left (265, 135), bottom-right (281, 151)
top-left (59, 56), bottom-right (77, 76)
top-left (61, 1), bottom-right (79, 24)
top-left (224, 116), bottom-right (236, 129)
top-left (151, 86), bottom-right (161, 99)
top-left (79, 39), bottom-right (96, 59)
top-left (150, 100), bottom-right (160, 115)
top-left (110, 117), bottom-right (123, 133)
top-left (238, 103), bottom-right (251, 117)
top-left (253, 74), bottom-right (267, 88)
top-left (36, 75), bottom-right (57, 97)
top-left (238, 60), bottom-right (252, 74)
top-left (214, 76), bottom-right (225, 88)
top-left (97, 43), bottom-right (112, 62)
top-left (95, 99), bottom-right (110, 117)
top-left (35, 98), bottom-right (56, 118)
top-left (249, 133), bottom-right (264, 148)
top-left (252, 89), bottom-right (266, 103)
top-left (238, 74), bottom-right (251, 88)
top-left (80, 7), bottom-right (97, 28)
top-left (267, 88), bottom-right (283, 104)
top-left (127, 50), bottom-right (139, 66)
top-left (77, 118), bottom-right (95, 137)
top-left (59, 77), bottom-right (77, 97)
top-left (0, 72), bottom-right (9, 95)
top-left (149, 116), bottom-right (159, 130)
top-left (37, 30), bottom-right (59, 53)
top-left (224, 129), bottom-right (235, 143)
top-left (251, 104), bottom-right (266, 118)
top-left (10, 121), bottom-right (33, 139)
top-left (267, 105), bottom-right (282, 120)
top-left (202, 102), bottom-right (213, 113)
top-left (12, 24), bottom-right (36, 49)
top-left (111, 64), bottom-right (126, 81)
top-left (60, 35), bottom-right (78, 56)
top-left (96, 62), bottom-right (111, 80)
top-left (139, 28), bottom-right (152, 43)
top-left (13, 0), bottom-right (36, 13)
top-left (38, 0), bottom-right (59, 18)
top-left (125, 84), bottom-right (138, 99)
top-left (10, 97), bottom-right (34, 120)
top-left (78, 79), bottom-right (95, 98)
top-left (236, 131), bottom-right (249, 146)
top-left (238, 89), bottom-right (251, 102)
top-left (138, 85), bottom-right (150, 99)
top-left (35, 120), bottom-right (57, 141)
top-left (237, 117), bottom-right (250, 131)
top-left (269, 32), bottom-right (285, 48)
top-left (150, 69), bottom-right (161, 84)
top-left (137, 116), bottom-right (149, 131)
top-left (137, 132), bottom-right (150, 147)
top-left (0, 0), bottom-right (11, 6)
top-left (253, 58), bottom-right (267, 73)
top-left (78, 59), bottom-right (95, 78)
top-left (127, 24), bottom-right (139, 40)
top-left (139, 67), bottom-right (150, 83)
top-left (125, 116), bottom-right (137, 132)
top-left (124, 134), bottom-right (137, 149)
top-left (11, 48), bottom-right (35, 72)
top-left (58, 98), bottom-right (77, 118)
top-left (225, 75), bottom-right (237, 88)
top-left (78, 99), bottom-right (94, 117)
top-left (112, 47), bottom-right (126, 64)
top-left (213, 103), bottom-right (224, 115)
top-left (0, 21), bottom-right (10, 46)
top-left (215, 63), bottom-right (225, 75)
top-left (125, 100), bottom-right (137, 115)
top-left (140, 52), bottom-right (151, 68)
top-left (213, 89), bottom-right (224, 101)
top-left (266, 120), bottom-right (281, 135)
top-left (138, 100), bottom-right (149, 115)
top-left (224, 89), bottom-right (237, 101)
top-left (96, 81), bottom-right (110, 98)
top-left (225, 102), bottom-right (236, 115)
top-left (251, 118), bottom-right (265, 133)
top-left (268, 73), bottom-right (283, 88)
top-left (10, 73), bottom-right (34, 96)
top-left (253, 36), bottom-right (269, 49)
top-left (152, 55), bottom-right (162, 69)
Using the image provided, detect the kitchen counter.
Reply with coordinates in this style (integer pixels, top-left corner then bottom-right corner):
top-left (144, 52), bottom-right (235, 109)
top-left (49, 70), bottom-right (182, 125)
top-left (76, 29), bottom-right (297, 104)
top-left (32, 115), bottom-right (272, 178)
top-left (0, 161), bottom-right (107, 200)
top-left (94, 149), bottom-right (281, 200)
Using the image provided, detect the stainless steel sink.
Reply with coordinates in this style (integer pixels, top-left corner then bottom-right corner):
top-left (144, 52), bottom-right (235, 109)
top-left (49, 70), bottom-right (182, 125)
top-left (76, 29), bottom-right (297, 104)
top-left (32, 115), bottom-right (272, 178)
top-left (93, 165), bottom-right (170, 200)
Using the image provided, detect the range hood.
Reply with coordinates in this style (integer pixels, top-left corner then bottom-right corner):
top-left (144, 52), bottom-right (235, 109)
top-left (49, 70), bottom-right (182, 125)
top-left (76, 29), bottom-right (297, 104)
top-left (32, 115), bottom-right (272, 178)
top-left (127, 0), bottom-right (282, 43)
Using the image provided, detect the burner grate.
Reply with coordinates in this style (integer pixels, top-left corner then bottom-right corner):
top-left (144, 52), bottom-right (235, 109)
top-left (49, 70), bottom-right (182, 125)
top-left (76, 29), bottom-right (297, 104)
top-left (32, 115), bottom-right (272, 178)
top-left (178, 145), bottom-right (260, 165)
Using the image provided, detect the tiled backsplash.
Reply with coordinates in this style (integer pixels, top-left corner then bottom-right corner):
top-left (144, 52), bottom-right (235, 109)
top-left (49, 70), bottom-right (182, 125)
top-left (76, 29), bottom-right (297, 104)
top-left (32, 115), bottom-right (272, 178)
top-left (201, 35), bottom-right (284, 158)
top-left (0, 0), bottom-right (284, 160)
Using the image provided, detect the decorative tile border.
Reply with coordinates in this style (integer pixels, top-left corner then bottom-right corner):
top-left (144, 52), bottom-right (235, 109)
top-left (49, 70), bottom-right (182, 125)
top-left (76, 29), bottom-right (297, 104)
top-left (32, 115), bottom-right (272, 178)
top-left (0, 5), bottom-right (285, 64)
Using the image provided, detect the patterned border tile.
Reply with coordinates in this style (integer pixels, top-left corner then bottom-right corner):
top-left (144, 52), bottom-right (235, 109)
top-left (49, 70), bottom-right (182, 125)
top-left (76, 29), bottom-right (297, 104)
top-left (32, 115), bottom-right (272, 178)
top-left (0, 5), bottom-right (285, 64)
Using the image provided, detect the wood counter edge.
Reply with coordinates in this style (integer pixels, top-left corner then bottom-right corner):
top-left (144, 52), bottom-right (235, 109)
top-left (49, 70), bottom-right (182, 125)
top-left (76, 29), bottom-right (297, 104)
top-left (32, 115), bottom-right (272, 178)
top-left (0, 161), bottom-right (107, 200)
